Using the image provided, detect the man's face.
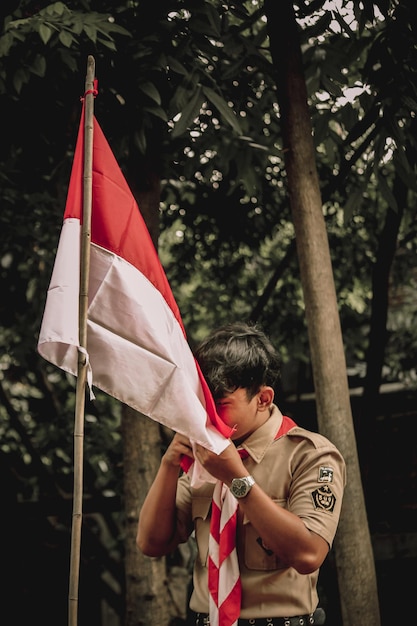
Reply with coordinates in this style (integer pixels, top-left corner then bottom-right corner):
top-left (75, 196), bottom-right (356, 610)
top-left (215, 386), bottom-right (269, 441)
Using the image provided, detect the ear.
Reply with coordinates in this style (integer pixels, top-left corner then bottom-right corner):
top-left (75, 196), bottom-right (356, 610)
top-left (258, 386), bottom-right (274, 410)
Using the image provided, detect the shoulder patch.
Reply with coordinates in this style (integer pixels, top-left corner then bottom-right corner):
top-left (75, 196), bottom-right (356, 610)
top-left (311, 485), bottom-right (336, 513)
top-left (318, 466), bottom-right (334, 483)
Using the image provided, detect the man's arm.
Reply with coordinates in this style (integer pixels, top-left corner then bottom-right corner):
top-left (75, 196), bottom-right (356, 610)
top-left (194, 441), bottom-right (330, 574)
top-left (232, 483), bottom-right (329, 573)
top-left (136, 434), bottom-right (194, 557)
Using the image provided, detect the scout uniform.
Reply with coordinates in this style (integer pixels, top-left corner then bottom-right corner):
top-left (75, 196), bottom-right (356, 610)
top-left (175, 405), bottom-right (346, 621)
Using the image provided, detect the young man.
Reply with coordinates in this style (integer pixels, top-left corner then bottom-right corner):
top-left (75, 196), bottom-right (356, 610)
top-left (137, 322), bottom-right (346, 625)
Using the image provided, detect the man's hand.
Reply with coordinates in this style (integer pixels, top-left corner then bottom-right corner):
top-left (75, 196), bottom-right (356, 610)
top-left (163, 433), bottom-right (195, 467)
top-left (194, 441), bottom-right (247, 485)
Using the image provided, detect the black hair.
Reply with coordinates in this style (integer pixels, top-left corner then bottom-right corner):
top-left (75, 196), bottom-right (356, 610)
top-left (195, 321), bottom-right (281, 400)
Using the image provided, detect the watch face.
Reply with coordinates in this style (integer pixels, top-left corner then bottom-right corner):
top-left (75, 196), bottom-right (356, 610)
top-left (232, 478), bottom-right (247, 497)
top-left (231, 476), bottom-right (254, 498)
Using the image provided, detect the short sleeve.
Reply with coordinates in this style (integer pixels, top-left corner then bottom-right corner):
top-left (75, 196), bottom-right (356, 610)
top-left (288, 437), bottom-right (346, 547)
top-left (175, 471), bottom-right (194, 543)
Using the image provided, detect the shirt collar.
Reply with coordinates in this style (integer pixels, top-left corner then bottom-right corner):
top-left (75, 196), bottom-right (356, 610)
top-left (237, 404), bottom-right (283, 463)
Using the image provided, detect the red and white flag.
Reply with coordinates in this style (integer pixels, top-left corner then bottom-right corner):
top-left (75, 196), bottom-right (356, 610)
top-left (37, 101), bottom-right (240, 625)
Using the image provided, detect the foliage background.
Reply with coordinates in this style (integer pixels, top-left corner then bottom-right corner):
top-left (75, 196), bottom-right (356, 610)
top-left (0, 1), bottom-right (416, 625)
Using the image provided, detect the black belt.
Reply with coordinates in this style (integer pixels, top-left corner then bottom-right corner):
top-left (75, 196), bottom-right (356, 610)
top-left (195, 608), bottom-right (326, 626)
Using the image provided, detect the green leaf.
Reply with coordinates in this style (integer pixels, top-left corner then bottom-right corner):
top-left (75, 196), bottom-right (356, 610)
top-left (71, 18), bottom-right (84, 36)
top-left (59, 30), bottom-right (73, 48)
top-left (171, 82), bottom-right (195, 113)
top-left (202, 86), bottom-right (243, 135)
top-left (45, 2), bottom-right (67, 18)
top-left (30, 54), bottom-right (47, 78)
top-left (139, 82), bottom-right (161, 105)
top-left (166, 56), bottom-right (188, 76)
top-left (0, 33), bottom-right (13, 58)
top-left (143, 105), bottom-right (168, 122)
top-left (12, 68), bottom-right (27, 94)
top-left (84, 25), bottom-right (97, 43)
top-left (98, 39), bottom-right (117, 51)
top-left (39, 24), bottom-right (53, 45)
top-left (321, 74), bottom-right (344, 98)
top-left (171, 86), bottom-right (204, 138)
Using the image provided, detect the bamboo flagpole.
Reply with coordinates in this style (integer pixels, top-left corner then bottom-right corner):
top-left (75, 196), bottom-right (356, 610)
top-left (68, 55), bottom-right (96, 626)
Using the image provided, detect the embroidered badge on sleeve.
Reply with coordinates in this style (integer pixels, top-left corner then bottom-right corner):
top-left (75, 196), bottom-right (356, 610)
top-left (318, 466), bottom-right (334, 483)
top-left (311, 484), bottom-right (336, 513)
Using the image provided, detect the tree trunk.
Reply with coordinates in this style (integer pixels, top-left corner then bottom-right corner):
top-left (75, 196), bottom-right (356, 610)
top-left (122, 407), bottom-right (173, 626)
top-left (264, 1), bottom-right (381, 624)
top-left (121, 168), bottom-right (175, 625)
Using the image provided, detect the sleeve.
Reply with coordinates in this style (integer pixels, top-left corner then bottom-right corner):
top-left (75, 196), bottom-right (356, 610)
top-left (175, 471), bottom-right (195, 543)
top-left (288, 436), bottom-right (346, 547)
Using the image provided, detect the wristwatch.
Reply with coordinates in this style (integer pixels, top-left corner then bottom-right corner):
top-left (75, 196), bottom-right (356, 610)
top-left (230, 475), bottom-right (255, 498)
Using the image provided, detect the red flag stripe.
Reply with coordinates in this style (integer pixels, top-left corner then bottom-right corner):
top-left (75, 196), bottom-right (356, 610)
top-left (64, 107), bottom-right (182, 330)
top-left (67, 108), bottom-right (233, 442)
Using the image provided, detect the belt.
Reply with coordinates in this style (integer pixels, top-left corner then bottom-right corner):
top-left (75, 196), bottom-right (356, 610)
top-left (195, 608), bottom-right (326, 626)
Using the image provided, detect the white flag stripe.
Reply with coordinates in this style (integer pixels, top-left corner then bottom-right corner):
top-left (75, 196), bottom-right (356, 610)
top-left (38, 218), bottom-right (80, 350)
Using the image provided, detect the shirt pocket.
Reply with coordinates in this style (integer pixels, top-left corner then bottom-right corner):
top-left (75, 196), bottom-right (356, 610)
top-left (191, 496), bottom-right (212, 566)
top-left (243, 498), bottom-right (288, 571)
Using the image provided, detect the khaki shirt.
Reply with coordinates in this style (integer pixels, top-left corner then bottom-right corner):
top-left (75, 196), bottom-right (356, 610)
top-left (175, 405), bottom-right (346, 618)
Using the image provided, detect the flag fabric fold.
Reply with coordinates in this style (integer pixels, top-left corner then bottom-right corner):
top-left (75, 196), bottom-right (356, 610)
top-left (37, 101), bottom-right (240, 625)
